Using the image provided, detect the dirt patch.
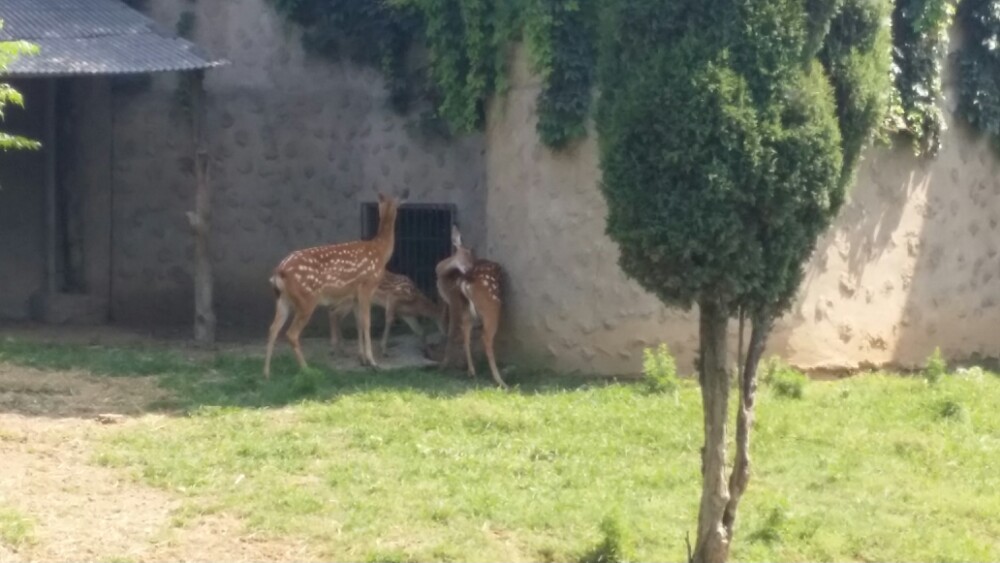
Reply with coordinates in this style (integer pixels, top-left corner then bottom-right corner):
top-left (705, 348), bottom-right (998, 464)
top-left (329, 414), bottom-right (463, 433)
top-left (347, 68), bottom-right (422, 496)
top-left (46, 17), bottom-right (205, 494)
top-left (0, 364), bottom-right (317, 562)
top-left (0, 364), bottom-right (171, 418)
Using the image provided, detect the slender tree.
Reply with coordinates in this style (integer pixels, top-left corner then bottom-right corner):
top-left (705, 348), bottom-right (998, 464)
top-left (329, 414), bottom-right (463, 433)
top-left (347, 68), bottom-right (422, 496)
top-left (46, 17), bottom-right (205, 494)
top-left (595, 1), bottom-right (891, 561)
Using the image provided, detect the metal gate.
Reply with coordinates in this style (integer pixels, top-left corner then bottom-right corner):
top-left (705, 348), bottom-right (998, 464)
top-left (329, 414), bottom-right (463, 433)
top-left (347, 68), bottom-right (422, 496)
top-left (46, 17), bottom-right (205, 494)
top-left (361, 202), bottom-right (457, 298)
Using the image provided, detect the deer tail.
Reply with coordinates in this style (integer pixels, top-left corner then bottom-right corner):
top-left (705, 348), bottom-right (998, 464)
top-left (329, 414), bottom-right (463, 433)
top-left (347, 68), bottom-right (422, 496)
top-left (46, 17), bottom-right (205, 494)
top-left (270, 271), bottom-right (287, 299)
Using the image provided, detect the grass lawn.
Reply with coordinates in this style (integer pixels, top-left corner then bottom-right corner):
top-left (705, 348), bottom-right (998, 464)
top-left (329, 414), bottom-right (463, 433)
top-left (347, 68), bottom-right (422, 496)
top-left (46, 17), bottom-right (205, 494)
top-left (1, 339), bottom-right (999, 562)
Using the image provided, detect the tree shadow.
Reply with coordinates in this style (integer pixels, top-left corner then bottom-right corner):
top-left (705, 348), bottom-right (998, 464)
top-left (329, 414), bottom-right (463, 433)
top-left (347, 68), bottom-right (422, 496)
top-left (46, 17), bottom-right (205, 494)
top-left (888, 119), bottom-right (1000, 369)
top-left (767, 111), bottom-right (1000, 373)
top-left (765, 143), bottom-right (926, 369)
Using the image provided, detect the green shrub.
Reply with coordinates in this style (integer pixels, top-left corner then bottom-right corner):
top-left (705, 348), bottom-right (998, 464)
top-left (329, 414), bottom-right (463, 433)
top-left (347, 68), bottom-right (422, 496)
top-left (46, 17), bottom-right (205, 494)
top-left (641, 343), bottom-right (679, 396)
top-left (761, 356), bottom-right (807, 399)
top-left (923, 347), bottom-right (947, 385)
top-left (579, 511), bottom-right (631, 563)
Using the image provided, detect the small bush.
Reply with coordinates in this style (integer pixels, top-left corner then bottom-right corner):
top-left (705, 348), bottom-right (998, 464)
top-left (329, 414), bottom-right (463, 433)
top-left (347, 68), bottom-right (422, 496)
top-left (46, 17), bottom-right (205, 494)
top-left (761, 356), bottom-right (807, 399)
top-left (579, 512), bottom-right (631, 563)
top-left (641, 344), bottom-right (679, 396)
top-left (923, 347), bottom-right (947, 385)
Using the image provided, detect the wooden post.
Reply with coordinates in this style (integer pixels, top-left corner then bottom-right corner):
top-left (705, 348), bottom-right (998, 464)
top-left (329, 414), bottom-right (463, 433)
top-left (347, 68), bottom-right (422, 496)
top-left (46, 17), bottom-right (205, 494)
top-left (186, 71), bottom-right (216, 344)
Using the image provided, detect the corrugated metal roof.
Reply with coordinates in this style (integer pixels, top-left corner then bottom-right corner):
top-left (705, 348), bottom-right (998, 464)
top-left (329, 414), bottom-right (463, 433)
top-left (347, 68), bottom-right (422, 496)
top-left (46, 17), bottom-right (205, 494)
top-left (0, 0), bottom-right (225, 76)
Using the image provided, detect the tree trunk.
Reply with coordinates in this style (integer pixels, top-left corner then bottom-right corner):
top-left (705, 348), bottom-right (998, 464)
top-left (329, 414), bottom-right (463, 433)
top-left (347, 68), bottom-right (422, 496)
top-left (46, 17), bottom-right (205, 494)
top-left (723, 312), bottom-right (771, 542)
top-left (692, 303), bottom-right (773, 563)
top-left (692, 297), bottom-right (731, 563)
top-left (188, 72), bottom-right (215, 345)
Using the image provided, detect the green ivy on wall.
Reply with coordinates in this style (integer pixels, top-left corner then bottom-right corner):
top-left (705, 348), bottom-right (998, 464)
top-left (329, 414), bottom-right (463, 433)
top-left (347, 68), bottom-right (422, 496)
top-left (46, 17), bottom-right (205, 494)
top-left (527, 0), bottom-right (596, 148)
top-left (270, 0), bottom-right (594, 148)
top-left (889, 0), bottom-right (954, 156)
top-left (266, 0), bottom-right (1000, 156)
top-left (957, 0), bottom-right (1000, 147)
top-left (272, 0), bottom-right (423, 113)
top-left (402, 0), bottom-right (503, 133)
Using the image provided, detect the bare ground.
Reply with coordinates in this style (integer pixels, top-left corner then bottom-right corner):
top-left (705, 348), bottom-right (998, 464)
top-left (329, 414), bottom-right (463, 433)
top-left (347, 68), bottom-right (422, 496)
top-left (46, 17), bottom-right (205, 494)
top-left (0, 364), bottom-right (316, 562)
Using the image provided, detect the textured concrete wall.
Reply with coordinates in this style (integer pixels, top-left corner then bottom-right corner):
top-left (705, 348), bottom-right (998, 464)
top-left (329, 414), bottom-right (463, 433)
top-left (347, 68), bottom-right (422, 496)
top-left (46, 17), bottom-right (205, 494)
top-left (109, 0), bottom-right (486, 332)
top-left (0, 80), bottom-right (47, 320)
top-left (486, 44), bottom-right (1000, 375)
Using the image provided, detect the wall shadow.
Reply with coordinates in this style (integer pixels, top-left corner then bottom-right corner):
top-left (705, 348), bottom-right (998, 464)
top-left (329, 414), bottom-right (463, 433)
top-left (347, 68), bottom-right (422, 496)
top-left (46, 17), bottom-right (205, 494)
top-left (0, 334), bottom-right (616, 420)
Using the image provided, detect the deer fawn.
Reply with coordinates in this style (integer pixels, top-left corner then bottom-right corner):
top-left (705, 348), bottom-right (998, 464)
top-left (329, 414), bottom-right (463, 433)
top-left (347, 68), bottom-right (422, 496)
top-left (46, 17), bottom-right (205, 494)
top-left (263, 190), bottom-right (407, 378)
top-left (436, 225), bottom-right (507, 389)
top-left (327, 271), bottom-right (446, 357)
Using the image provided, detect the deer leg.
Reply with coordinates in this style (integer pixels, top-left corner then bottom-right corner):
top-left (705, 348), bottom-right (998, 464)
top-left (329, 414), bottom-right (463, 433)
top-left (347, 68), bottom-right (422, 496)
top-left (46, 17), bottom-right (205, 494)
top-left (264, 297), bottom-right (291, 379)
top-left (380, 298), bottom-right (395, 357)
top-left (328, 307), bottom-right (342, 355)
top-left (434, 305), bottom-right (448, 341)
top-left (354, 301), bottom-right (366, 363)
top-left (356, 286), bottom-right (379, 369)
top-left (329, 302), bottom-right (352, 356)
top-left (461, 309), bottom-right (476, 379)
top-left (481, 318), bottom-right (507, 389)
top-left (286, 300), bottom-right (317, 371)
top-left (441, 302), bottom-right (459, 368)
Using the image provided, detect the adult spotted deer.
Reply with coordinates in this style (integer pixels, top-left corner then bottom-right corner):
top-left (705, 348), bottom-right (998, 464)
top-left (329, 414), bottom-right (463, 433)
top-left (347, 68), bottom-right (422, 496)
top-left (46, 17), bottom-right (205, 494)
top-left (436, 225), bottom-right (507, 389)
top-left (263, 190), bottom-right (407, 378)
top-left (328, 271), bottom-right (446, 357)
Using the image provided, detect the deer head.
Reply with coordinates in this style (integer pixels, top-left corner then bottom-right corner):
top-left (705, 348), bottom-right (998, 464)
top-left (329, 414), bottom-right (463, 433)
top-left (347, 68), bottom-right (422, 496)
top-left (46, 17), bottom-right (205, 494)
top-left (374, 188), bottom-right (409, 238)
top-left (436, 224), bottom-right (474, 277)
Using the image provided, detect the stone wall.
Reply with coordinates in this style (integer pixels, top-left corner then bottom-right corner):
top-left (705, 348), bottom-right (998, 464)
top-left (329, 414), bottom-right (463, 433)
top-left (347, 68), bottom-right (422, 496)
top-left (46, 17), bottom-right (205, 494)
top-left (485, 44), bottom-right (1000, 375)
top-left (108, 0), bottom-right (486, 332)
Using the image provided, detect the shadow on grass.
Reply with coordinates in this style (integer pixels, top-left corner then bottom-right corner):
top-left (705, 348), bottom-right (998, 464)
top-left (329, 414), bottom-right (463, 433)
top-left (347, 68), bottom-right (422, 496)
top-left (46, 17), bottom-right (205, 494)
top-left (0, 338), bottom-right (621, 416)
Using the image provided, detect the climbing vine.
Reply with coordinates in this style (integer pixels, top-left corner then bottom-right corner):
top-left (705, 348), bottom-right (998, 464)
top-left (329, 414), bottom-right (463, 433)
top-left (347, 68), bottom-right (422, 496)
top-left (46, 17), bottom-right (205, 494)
top-left (889, 0), bottom-right (954, 156)
top-left (269, 0), bottom-right (594, 147)
top-left (957, 0), bottom-right (1000, 147)
top-left (266, 0), bottom-right (1000, 155)
top-left (526, 0), bottom-right (596, 147)
top-left (272, 0), bottom-right (422, 113)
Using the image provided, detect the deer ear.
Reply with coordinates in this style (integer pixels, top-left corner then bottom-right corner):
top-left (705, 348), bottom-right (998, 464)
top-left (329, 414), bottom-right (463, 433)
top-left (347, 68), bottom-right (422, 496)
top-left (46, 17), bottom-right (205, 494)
top-left (377, 192), bottom-right (387, 204)
top-left (451, 224), bottom-right (463, 248)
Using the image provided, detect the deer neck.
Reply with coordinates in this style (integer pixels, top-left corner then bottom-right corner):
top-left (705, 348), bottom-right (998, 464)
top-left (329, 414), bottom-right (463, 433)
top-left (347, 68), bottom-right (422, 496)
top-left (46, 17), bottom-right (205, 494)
top-left (372, 207), bottom-right (399, 262)
top-left (436, 252), bottom-right (473, 278)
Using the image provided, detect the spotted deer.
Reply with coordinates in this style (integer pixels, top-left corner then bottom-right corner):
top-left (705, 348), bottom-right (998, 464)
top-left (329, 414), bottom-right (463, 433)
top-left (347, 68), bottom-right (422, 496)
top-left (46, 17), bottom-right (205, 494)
top-left (436, 225), bottom-right (507, 389)
top-left (327, 271), bottom-right (446, 357)
top-left (263, 190), bottom-right (407, 378)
